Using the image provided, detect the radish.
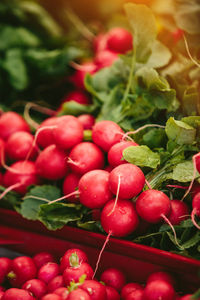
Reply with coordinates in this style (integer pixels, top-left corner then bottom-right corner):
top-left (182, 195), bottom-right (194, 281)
top-left (100, 268), bottom-right (126, 292)
top-left (33, 252), bottom-right (55, 269)
top-left (67, 288), bottom-right (91, 300)
top-left (95, 50), bottom-right (119, 69)
top-left (63, 173), bottom-right (81, 204)
top-left (22, 279), bottom-right (47, 298)
top-left (60, 249), bottom-right (88, 273)
top-left (36, 117), bottom-right (59, 149)
top-left (3, 161), bottom-right (40, 195)
top-left (168, 200), bottom-right (190, 225)
top-left (41, 294), bottom-right (62, 300)
top-left (54, 287), bottom-right (69, 300)
top-left (6, 131), bottom-right (38, 162)
top-left (109, 163), bottom-right (145, 199)
top-left (92, 121), bottom-right (124, 152)
top-left (0, 291), bottom-right (4, 299)
top-left (63, 262), bottom-right (94, 286)
top-left (143, 279), bottom-right (175, 300)
top-left (105, 286), bottom-right (120, 300)
top-left (191, 192), bottom-right (200, 230)
top-left (68, 142), bottom-right (105, 175)
top-left (0, 138), bottom-right (5, 168)
top-left (47, 276), bottom-right (64, 293)
top-left (179, 295), bottom-right (193, 300)
top-left (101, 199), bottom-right (139, 237)
top-left (80, 280), bottom-right (107, 300)
top-left (121, 282), bottom-right (143, 300)
top-left (125, 289), bottom-right (143, 300)
top-left (77, 114), bottom-right (95, 130)
top-left (146, 271), bottom-right (175, 287)
top-left (93, 33), bottom-right (108, 54)
top-left (53, 116), bottom-right (84, 151)
top-left (2, 288), bottom-right (35, 300)
top-left (108, 141), bottom-right (138, 167)
top-left (106, 27), bottom-right (133, 54)
top-left (61, 90), bottom-right (91, 105)
top-left (78, 170), bottom-right (113, 209)
top-left (0, 112), bottom-right (30, 141)
top-left (38, 262), bottom-right (60, 284)
top-left (35, 144), bottom-right (68, 180)
top-left (7, 256), bottom-right (37, 287)
top-left (70, 62), bottom-right (97, 89)
top-left (0, 258), bottom-right (12, 284)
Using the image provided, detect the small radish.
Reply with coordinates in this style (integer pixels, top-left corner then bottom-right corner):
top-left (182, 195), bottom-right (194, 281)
top-left (109, 163), bottom-right (145, 199)
top-left (41, 294), bottom-right (62, 300)
top-left (67, 288), bottom-right (91, 300)
top-left (147, 271), bottom-right (175, 286)
top-left (80, 280), bottom-right (107, 300)
top-left (61, 90), bottom-right (91, 106)
top-left (8, 256), bottom-right (37, 287)
top-left (0, 257), bottom-right (12, 284)
top-left (143, 279), bottom-right (175, 300)
top-left (68, 142), bottom-right (105, 175)
top-left (168, 200), bottom-right (190, 225)
top-left (47, 275), bottom-right (64, 293)
top-left (63, 173), bottom-right (81, 204)
top-left (54, 287), bottom-right (69, 299)
top-left (35, 144), bottom-right (68, 180)
top-left (0, 112), bottom-right (30, 141)
top-left (92, 121), bottom-right (124, 152)
top-left (63, 262), bottom-right (93, 286)
top-left (6, 131), bottom-right (38, 162)
top-left (78, 170), bottom-right (113, 209)
top-left (106, 27), bottom-right (133, 54)
top-left (38, 262), bottom-right (60, 284)
top-left (191, 192), bottom-right (200, 230)
top-left (3, 161), bottom-right (40, 195)
top-left (101, 199), bottom-right (139, 237)
top-left (70, 62), bottom-right (97, 89)
top-left (60, 249), bottom-right (88, 273)
top-left (22, 279), bottom-right (47, 298)
top-left (2, 288), bottom-right (35, 300)
top-left (36, 117), bottom-right (59, 149)
top-left (0, 291), bottom-right (4, 299)
top-left (105, 286), bottom-right (120, 300)
top-left (108, 141), bottom-right (138, 167)
top-left (121, 282), bottom-right (143, 300)
top-left (53, 116), bottom-right (84, 151)
top-left (77, 114), bottom-right (95, 130)
top-left (33, 252), bottom-right (55, 269)
top-left (125, 289), bottom-right (143, 300)
top-left (95, 50), bottom-right (119, 69)
top-left (100, 268), bottom-right (126, 292)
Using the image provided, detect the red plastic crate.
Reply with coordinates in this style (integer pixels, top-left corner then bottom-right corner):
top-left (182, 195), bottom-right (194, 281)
top-left (0, 208), bottom-right (200, 293)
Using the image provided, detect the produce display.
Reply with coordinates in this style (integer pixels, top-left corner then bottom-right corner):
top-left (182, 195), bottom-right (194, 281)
top-left (0, 248), bottom-right (199, 299)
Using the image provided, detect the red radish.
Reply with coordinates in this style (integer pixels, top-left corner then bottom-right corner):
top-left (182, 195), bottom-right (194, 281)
top-left (33, 252), bottom-right (55, 269)
top-left (125, 289), bottom-right (143, 300)
top-left (121, 283), bottom-right (143, 300)
top-left (70, 62), bottom-right (97, 89)
top-left (0, 138), bottom-right (5, 167)
top-left (47, 276), bottom-right (64, 293)
top-left (41, 294), bottom-right (62, 300)
top-left (63, 262), bottom-right (93, 286)
top-left (77, 114), bottom-right (95, 130)
top-left (0, 258), bottom-right (12, 284)
top-left (136, 190), bottom-right (171, 223)
top-left (143, 279), bottom-right (175, 300)
top-left (168, 200), bottom-right (190, 225)
top-left (101, 199), bottom-right (139, 237)
top-left (63, 173), bottom-right (81, 204)
top-left (60, 248), bottom-right (88, 273)
top-left (61, 90), bottom-right (91, 105)
top-left (95, 50), bottom-right (119, 69)
top-left (0, 288), bottom-right (4, 292)
top-left (22, 279), bottom-right (47, 298)
top-left (106, 27), bottom-right (133, 54)
top-left (147, 271), bottom-right (175, 286)
top-left (36, 117), bottom-right (59, 149)
top-left (179, 295), bottom-right (193, 300)
top-left (68, 142), bottom-right (105, 175)
top-left (93, 34), bottom-right (108, 54)
top-left (3, 161), bottom-right (40, 195)
top-left (6, 131), bottom-right (38, 162)
top-left (109, 163), bottom-right (145, 199)
top-left (0, 291), bottom-right (4, 299)
top-left (105, 286), bottom-right (120, 300)
top-left (191, 192), bottom-right (200, 230)
top-left (54, 287), bottom-right (69, 300)
top-left (80, 280), bottom-right (107, 300)
top-left (53, 116), bottom-right (83, 151)
top-left (78, 170), bottom-right (113, 209)
top-left (0, 173), bottom-right (3, 185)
top-left (38, 262), bottom-right (60, 284)
top-left (92, 121), bottom-right (124, 152)
top-left (2, 288), bottom-right (35, 300)
top-left (108, 141), bottom-right (138, 167)
top-left (100, 268), bottom-right (125, 292)
top-left (8, 256), bottom-right (37, 287)
top-left (67, 288), bottom-right (91, 300)
top-left (191, 183), bottom-right (200, 196)
top-left (35, 144), bottom-right (68, 180)
top-left (0, 112), bottom-right (30, 141)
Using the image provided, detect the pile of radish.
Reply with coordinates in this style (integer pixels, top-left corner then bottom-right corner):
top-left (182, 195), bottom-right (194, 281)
top-left (0, 248), bottom-right (197, 299)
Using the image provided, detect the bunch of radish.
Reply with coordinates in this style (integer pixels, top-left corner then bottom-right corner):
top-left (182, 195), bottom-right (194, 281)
top-left (0, 248), bottom-right (197, 299)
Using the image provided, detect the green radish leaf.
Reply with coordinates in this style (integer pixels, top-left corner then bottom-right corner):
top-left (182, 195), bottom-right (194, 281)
top-left (123, 145), bottom-right (160, 168)
top-left (142, 128), bottom-right (167, 149)
top-left (171, 161), bottom-right (199, 182)
top-left (57, 101), bottom-right (97, 116)
top-left (124, 3), bottom-right (157, 62)
top-left (21, 185), bottom-right (61, 220)
top-left (179, 231), bottom-right (200, 249)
